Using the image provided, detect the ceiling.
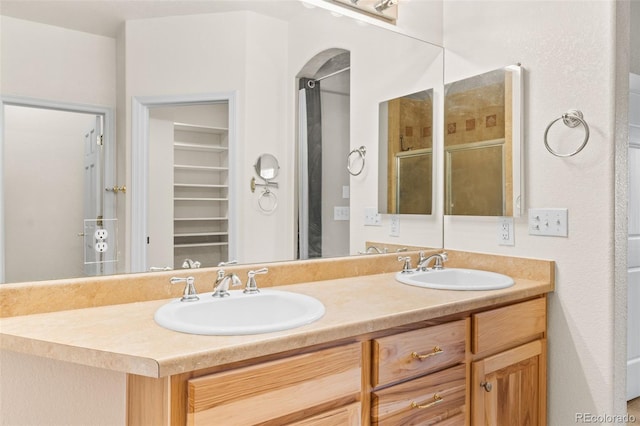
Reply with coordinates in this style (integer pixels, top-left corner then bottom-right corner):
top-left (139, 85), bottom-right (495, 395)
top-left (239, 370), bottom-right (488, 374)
top-left (0, 0), bottom-right (307, 38)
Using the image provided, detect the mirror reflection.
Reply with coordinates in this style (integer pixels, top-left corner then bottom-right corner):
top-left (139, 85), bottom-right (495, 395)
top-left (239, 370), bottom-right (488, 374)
top-left (378, 89), bottom-right (434, 215)
top-left (0, 1), bottom-right (444, 284)
top-left (255, 154), bottom-right (280, 182)
top-left (444, 65), bottom-right (523, 217)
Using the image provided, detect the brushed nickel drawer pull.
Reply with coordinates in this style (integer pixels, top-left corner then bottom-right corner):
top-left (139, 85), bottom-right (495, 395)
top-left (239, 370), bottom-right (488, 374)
top-left (411, 394), bottom-right (443, 409)
top-left (411, 346), bottom-right (443, 360)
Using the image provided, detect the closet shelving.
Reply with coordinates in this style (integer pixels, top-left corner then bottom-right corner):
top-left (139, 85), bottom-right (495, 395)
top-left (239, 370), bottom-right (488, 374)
top-left (173, 121), bottom-right (229, 267)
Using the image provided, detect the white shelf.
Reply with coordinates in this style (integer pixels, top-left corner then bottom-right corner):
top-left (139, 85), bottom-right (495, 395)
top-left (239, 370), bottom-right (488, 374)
top-left (174, 122), bottom-right (228, 134)
top-left (174, 142), bottom-right (228, 152)
top-left (174, 217), bottom-right (228, 221)
top-left (174, 242), bottom-right (229, 248)
top-left (174, 183), bottom-right (228, 189)
top-left (174, 165), bottom-right (228, 172)
top-left (174, 231), bottom-right (228, 238)
top-left (172, 117), bottom-right (229, 265)
top-left (174, 197), bottom-right (228, 202)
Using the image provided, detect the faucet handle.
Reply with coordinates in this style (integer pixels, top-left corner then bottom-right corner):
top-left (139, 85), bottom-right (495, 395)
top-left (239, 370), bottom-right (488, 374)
top-left (433, 252), bottom-right (448, 270)
top-left (244, 268), bottom-right (268, 294)
top-left (398, 256), bottom-right (413, 274)
top-left (170, 276), bottom-right (199, 302)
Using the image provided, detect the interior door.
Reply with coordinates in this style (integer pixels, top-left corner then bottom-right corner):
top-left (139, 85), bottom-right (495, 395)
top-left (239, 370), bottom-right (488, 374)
top-left (83, 115), bottom-right (103, 276)
top-left (629, 72), bottom-right (640, 400)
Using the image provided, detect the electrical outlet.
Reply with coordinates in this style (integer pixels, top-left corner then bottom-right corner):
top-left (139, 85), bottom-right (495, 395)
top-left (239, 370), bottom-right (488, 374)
top-left (95, 241), bottom-right (108, 253)
top-left (529, 208), bottom-right (568, 237)
top-left (390, 215), bottom-right (400, 237)
top-left (498, 217), bottom-right (515, 246)
top-left (364, 207), bottom-right (382, 226)
top-left (94, 229), bottom-right (108, 240)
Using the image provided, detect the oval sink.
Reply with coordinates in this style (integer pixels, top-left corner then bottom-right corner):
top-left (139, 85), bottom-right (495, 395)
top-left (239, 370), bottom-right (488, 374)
top-left (154, 289), bottom-right (325, 335)
top-left (395, 268), bottom-right (514, 291)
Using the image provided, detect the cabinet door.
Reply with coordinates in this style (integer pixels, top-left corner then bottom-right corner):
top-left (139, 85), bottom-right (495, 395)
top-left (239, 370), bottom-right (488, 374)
top-left (471, 339), bottom-right (546, 426)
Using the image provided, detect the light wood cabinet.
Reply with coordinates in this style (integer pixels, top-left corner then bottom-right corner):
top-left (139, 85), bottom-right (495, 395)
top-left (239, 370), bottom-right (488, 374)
top-left (127, 296), bottom-right (547, 426)
top-left (470, 298), bottom-right (547, 426)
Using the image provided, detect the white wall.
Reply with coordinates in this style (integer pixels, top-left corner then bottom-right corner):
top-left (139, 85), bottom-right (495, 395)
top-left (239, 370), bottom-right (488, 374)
top-left (632, 1), bottom-right (640, 75)
top-left (442, 1), bottom-right (623, 423)
top-left (0, 16), bottom-right (116, 106)
top-left (0, 350), bottom-right (125, 426)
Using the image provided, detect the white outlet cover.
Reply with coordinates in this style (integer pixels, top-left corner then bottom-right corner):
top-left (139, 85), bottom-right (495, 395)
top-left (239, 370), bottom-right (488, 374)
top-left (390, 215), bottom-right (400, 237)
top-left (94, 229), bottom-right (108, 240)
top-left (95, 242), bottom-right (108, 253)
top-left (498, 217), bottom-right (515, 246)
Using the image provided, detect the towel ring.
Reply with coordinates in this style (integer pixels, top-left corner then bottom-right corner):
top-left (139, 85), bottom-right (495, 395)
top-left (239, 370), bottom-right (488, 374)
top-left (258, 188), bottom-right (278, 214)
top-left (347, 146), bottom-right (367, 176)
top-left (544, 109), bottom-right (590, 157)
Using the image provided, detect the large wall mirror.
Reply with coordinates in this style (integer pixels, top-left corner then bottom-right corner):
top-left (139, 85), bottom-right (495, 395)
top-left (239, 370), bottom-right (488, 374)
top-left (444, 65), bottom-right (523, 217)
top-left (0, 1), bottom-right (444, 284)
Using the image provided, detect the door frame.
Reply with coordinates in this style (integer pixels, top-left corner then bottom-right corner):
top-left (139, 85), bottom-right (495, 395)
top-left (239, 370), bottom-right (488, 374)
top-left (0, 95), bottom-right (115, 283)
top-left (130, 92), bottom-right (237, 273)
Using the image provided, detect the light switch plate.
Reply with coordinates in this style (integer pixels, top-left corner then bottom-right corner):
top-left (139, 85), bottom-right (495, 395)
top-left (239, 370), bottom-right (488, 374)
top-left (364, 208), bottom-right (382, 226)
top-left (528, 208), bottom-right (568, 237)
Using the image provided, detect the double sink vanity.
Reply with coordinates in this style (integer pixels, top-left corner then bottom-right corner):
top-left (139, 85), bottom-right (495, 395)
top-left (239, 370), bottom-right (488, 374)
top-left (0, 250), bottom-right (554, 425)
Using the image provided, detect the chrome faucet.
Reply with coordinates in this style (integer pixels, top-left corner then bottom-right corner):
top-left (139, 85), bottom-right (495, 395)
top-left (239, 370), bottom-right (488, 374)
top-left (244, 268), bottom-right (268, 294)
top-left (170, 276), bottom-right (199, 302)
top-left (182, 258), bottom-right (201, 269)
top-left (416, 252), bottom-right (448, 271)
top-left (212, 269), bottom-right (241, 298)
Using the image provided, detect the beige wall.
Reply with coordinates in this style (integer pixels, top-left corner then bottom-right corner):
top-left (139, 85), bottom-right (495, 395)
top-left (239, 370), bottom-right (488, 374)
top-left (632, 0), bottom-right (640, 75)
top-left (443, 0), bottom-right (624, 424)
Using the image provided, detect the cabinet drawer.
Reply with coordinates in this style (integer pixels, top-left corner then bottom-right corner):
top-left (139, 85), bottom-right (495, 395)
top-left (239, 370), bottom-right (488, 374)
top-left (371, 364), bottom-right (466, 426)
top-left (472, 297), bottom-right (546, 355)
top-left (287, 402), bottom-right (361, 426)
top-left (187, 343), bottom-right (362, 425)
top-left (372, 319), bottom-right (467, 387)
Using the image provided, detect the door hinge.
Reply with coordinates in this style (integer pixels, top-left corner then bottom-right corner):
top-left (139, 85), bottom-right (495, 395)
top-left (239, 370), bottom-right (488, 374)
top-left (97, 134), bottom-right (104, 146)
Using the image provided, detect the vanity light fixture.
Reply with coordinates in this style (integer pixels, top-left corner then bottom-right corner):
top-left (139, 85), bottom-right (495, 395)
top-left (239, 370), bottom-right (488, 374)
top-left (328, 0), bottom-right (398, 22)
top-left (374, 0), bottom-right (397, 12)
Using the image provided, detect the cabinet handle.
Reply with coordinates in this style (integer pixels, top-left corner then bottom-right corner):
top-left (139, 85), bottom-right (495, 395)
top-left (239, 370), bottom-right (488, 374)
top-left (480, 381), bottom-right (493, 392)
top-left (411, 394), bottom-right (443, 409)
top-left (411, 346), bottom-right (443, 360)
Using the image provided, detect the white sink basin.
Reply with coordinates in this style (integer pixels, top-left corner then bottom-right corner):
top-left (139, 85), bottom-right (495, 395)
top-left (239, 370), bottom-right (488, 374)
top-left (395, 268), bottom-right (514, 291)
top-left (154, 289), bottom-right (325, 335)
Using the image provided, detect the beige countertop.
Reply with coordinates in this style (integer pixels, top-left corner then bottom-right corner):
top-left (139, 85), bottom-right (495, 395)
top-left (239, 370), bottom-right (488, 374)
top-left (0, 270), bottom-right (553, 378)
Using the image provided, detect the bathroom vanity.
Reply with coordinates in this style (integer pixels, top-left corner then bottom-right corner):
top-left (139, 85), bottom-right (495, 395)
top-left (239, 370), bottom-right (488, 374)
top-left (0, 251), bottom-right (553, 425)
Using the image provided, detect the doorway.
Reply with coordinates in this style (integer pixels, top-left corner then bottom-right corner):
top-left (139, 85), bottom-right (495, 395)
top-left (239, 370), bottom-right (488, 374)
top-left (131, 93), bottom-right (236, 273)
top-left (0, 98), bottom-right (115, 283)
top-left (297, 49), bottom-right (351, 259)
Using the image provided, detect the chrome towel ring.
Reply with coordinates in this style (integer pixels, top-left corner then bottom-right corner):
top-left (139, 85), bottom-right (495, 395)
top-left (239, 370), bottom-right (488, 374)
top-left (544, 109), bottom-right (590, 157)
top-left (347, 146), bottom-right (367, 176)
top-left (258, 188), bottom-right (278, 213)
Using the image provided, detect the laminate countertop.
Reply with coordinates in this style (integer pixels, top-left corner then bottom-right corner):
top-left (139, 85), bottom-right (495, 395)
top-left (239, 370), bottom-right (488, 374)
top-left (0, 269), bottom-right (554, 378)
